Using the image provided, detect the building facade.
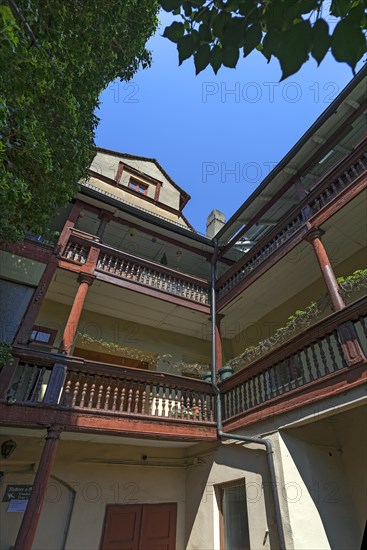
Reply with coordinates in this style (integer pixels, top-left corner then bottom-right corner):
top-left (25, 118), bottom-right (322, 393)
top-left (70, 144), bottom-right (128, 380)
top-left (0, 67), bottom-right (366, 549)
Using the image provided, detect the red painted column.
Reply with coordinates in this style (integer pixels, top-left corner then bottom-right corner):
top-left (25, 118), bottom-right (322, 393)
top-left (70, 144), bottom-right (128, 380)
top-left (60, 274), bottom-right (94, 354)
top-left (14, 425), bottom-right (63, 550)
top-left (305, 226), bottom-right (365, 366)
top-left (305, 227), bottom-right (345, 311)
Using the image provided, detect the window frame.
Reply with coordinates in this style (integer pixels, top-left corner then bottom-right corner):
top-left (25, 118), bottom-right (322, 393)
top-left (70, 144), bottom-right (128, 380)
top-left (217, 479), bottom-right (250, 550)
top-left (128, 178), bottom-right (149, 196)
top-left (30, 325), bottom-right (57, 347)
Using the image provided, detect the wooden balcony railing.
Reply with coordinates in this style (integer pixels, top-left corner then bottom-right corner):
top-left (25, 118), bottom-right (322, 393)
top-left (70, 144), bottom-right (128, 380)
top-left (220, 298), bottom-right (367, 423)
top-left (218, 144), bottom-right (367, 300)
top-left (96, 248), bottom-right (210, 305)
top-left (60, 231), bottom-right (210, 306)
top-left (62, 239), bottom-right (89, 264)
top-left (4, 349), bottom-right (216, 425)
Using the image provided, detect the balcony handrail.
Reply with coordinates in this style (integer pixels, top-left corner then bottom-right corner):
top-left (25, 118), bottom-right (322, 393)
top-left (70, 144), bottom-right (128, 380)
top-left (217, 138), bottom-right (367, 290)
top-left (11, 345), bottom-right (215, 394)
top-left (66, 229), bottom-right (210, 288)
top-left (220, 296), bottom-right (366, 392)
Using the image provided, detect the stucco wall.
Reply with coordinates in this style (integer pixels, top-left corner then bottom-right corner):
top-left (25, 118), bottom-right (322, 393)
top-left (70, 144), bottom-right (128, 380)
top-left (90, 152), bottom-right (183, 212)
top-left (185, 442), bottom-right (276, 550)
top-left (0, 435), bottom-right (187, 550)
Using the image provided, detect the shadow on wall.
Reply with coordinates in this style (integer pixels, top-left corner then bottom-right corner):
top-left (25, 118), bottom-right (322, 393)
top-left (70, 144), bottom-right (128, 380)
top-left (281, 404), bottom-right (366, 550)
top-left (184, 442), bottom-right (278, 549)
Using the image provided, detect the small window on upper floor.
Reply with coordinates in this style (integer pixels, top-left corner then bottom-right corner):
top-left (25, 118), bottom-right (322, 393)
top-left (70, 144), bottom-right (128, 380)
top-left (30, 325), bottom-right (57, 347)
top-left (128, 178), bottom-right (148, 196)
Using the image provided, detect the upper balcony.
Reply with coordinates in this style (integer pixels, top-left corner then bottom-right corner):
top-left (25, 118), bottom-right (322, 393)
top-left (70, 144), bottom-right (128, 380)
top-left (217, 137), bottom-right (367, 309)
top-left (58, 230), bottom-right (211, 313)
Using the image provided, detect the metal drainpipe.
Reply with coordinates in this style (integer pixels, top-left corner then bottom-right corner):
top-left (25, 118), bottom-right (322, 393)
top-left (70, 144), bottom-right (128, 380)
top-left (211, 242), bottom-right (286, 550)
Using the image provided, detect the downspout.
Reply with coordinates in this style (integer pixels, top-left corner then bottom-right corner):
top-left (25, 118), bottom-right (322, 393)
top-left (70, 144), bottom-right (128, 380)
top-left (211, 241), bottom-right (286, 550)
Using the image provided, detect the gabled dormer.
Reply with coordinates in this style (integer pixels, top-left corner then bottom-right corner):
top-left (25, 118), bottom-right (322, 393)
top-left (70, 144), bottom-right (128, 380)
top-left (87, 148), bottom-right (193, 230)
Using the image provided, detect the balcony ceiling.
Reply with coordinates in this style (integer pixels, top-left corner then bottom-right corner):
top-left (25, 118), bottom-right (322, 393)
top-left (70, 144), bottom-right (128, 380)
top-left (46, 269), bottom-right (212, 341)
top-left (0, 427), bottom-right (195, 447)
top-left (220, 189), bottom-right (366, 338)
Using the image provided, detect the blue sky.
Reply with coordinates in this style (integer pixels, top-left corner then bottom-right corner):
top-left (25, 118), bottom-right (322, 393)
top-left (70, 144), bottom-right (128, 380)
top-left (95, 11), bottom-right (363, 235)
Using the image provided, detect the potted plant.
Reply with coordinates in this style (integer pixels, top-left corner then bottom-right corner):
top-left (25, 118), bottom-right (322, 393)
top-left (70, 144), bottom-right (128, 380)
top-left (218, 364), bottom-right (233, 381)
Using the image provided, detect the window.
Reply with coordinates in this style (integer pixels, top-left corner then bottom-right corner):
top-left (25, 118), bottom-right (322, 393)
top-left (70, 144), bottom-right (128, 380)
top-left (30, 325), bottom-right (57, 347)
top-left (219, 481), bottom-right (250, 550)
top-left (128, 179), bottom-right (148, 195)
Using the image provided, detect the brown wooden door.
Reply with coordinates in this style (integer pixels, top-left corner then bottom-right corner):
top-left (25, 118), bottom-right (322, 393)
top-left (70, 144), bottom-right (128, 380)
top-left (140, 503), bottom-right (177, 549)
top-left (100, 503), bottom-right (177, 550)
top-left (100, 505), bottom-right (141, 550)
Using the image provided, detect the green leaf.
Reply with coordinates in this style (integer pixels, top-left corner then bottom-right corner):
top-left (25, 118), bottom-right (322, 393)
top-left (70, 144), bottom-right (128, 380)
top-left (177, 34), bottom-right (197, 64)
top-left (212, 10), bottom-right (231, 39)
top-left (330, 0), bottom-right (352, 17)
top-left (331, 19), bottom-right (367, 70)
top-left (222, 46), bottom-right (239, 67)
top-left (243, 23), bottom-right (262, 57)
top-left (210, 44), bottom-right (222, 73)
top-left (159, 0), bottom-right (182, 12)
top-left (183, 1), bottom-right (193, 17)
top-left (198, 23), bottom-right (212, 42)
top-left (162, 22), bottom-right (185, 43)
top-left (261, 28), bottom-right (281, 62)
top-left (278, 20), bottom-right (312, 80)
top-left (222, 17), bottom-right (246, 49)
top-left (194, 44), bottom-right (210, 74)
top-left (311, 18), bottom-right (330, 65)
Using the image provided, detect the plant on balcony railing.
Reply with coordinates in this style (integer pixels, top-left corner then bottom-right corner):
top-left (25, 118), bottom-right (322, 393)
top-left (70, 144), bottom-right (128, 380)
top-left (170, 404), bottom-right (202, 419)
top-left (76, 333), bottom-right (210, 378)
top-left (77, 333), bottom-right (158, 366)
top-left (230, 297), bottom-right (330, 371)
top-left (229, 269), bottom-right (367, 372)
top-left (338, 269), bottom-right (367, 298)
top-left (158, 355), bottom-right (210, 378)
top-left (0, 342), bottom-right (13, 369)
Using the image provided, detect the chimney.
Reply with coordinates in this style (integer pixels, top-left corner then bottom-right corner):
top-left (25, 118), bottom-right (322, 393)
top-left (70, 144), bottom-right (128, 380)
top-left (206, 209), bottom-right (225, 239)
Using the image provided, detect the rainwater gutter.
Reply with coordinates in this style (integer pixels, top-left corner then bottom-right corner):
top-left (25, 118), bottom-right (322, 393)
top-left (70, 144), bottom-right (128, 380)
top-left (210, 241), bottom-right (286, 549)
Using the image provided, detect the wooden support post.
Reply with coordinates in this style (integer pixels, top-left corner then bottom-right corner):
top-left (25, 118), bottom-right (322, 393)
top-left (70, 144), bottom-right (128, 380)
top-left (337, 321), bottom-right (366, 367)
top-left (294, 179), bottom-right (313, 221)
top-left (0, 356), bottom-right (19, 399)
top-left (305, 227), bottom-right (365, 366)
top-left (56, 200), bottom-right (83, 256)
top-left (60, 274), bottom-right (94, 354)
top-left (14, 202), bottom-right (83, 346)
top-left (14, 256), bottom-right (58, 345)
top-left (95, 211), bottom-right (113, 241)
top-left (43, 362), bottom-right (68, 404)
top-left (305, 227), bottom-right (345, 311)
top-left (14, 425), bottom-right (63, 550)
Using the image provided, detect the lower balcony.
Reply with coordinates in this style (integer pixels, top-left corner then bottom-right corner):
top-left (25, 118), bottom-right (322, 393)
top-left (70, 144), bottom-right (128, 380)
top-left (1, 298), bottom-right (365, 441)
top-left (0, 348), bottom-right (216, 442)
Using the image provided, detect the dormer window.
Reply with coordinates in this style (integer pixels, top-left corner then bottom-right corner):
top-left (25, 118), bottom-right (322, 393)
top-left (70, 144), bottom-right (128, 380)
top-left (128, 178), bottom-right (148, 195)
